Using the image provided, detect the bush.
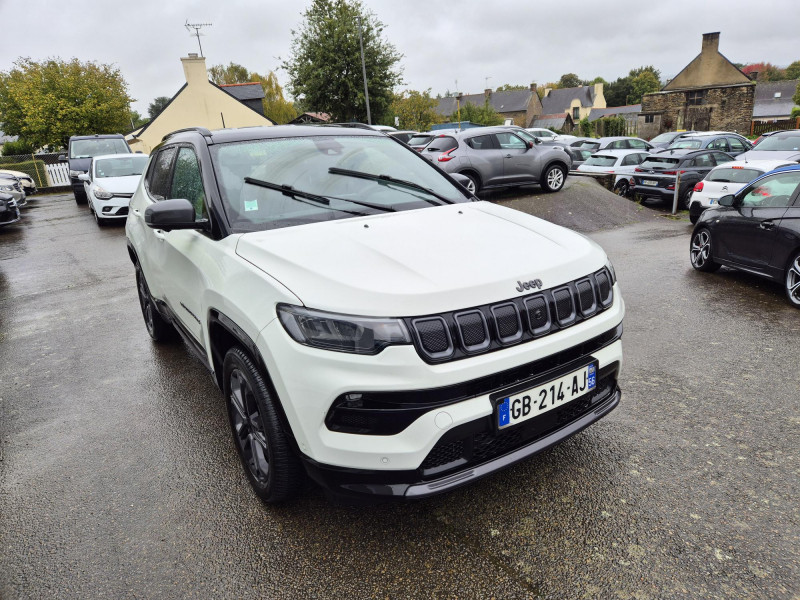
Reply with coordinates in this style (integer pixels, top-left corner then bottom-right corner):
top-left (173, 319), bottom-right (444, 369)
top-left (579, 118), bottom-right (594, 137)
top-left (0, 157), bottom-right (48, 186)
top-left (1, 139), bottom-right (36, 155)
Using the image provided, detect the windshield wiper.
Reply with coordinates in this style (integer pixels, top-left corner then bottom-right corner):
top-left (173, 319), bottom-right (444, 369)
top-left (328, 167), bottom-right (455, 205)
top-left (244, 177), bottom-right (395, 214)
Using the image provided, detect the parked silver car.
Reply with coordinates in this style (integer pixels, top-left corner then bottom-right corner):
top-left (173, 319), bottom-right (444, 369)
top-left (421, 126), bottom-right (572, 194)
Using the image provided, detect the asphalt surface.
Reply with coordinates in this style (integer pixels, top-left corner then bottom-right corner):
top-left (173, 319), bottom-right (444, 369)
top-left (1, 182), bottom-right (798, 599)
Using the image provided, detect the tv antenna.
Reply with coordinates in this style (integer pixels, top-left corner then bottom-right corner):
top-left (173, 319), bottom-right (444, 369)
top-left (185, 20), bottom-right (212, 57)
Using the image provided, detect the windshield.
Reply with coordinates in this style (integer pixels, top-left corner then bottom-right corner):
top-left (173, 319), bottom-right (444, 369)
top-left (583, 155), bottom-right (617, 167)
top-left (754, 135), bottom-right (800, 151)
top-left (577, 141), bottom-right (600, 150)
top-left (668, 139), bottom-right (702, 149)
top-left (650, 133), bottom-right (680, 143)
top-left (211, 135), bottom-right (468, 232)
top-left (640, 157), bottom-right (680, 169)
top-left (94, 155), bottom-right (149, 178)
top-left (707, 167), bottom-right (762, 183)
top-left (407, 135), bottom-right (433, 146)
top-left (69, 138), bottom-right (130, 159)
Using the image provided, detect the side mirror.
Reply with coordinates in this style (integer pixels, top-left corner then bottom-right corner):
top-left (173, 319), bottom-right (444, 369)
top-left (718, 194), bottom-right (736, 207)
top-left (58, 154), bottom-right (67, 162)
top-left (78, 173), bottom-right (90, 182)
top-left (145, 198), bottom-right (208, 231)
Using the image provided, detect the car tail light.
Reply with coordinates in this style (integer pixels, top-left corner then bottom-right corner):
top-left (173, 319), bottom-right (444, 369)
top-left (694, 182), bottom-right (704, 192)
top-left (635, 167), bottom-right (644, 172)
top-left (667, 183), bottom-right (675, 190)
top-left (662, 170), bottom-right (676, 175)
top-left (731, 166), bottom-right (743, 169)
top-left (629, 177), bottom-right (635, 185)
top-left (438, 148), bottom-right (456, 162)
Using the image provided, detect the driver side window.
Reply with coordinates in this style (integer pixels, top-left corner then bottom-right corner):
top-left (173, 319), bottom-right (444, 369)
top-left (496, 132), bottom-right (527, 150)
top-left (170, 147), bottom-right (207, 218)
top-left (740, 171), bottom-right (800, 208)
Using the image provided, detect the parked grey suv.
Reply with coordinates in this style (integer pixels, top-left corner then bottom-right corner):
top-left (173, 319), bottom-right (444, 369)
top-left (422, 126), bottom-right (572, 194)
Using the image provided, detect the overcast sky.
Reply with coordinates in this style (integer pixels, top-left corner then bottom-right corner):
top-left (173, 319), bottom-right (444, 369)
top-left (1, 0), bottom-right (798, 116)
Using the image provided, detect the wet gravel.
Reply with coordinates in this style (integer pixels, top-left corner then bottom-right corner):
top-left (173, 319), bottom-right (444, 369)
top-left (1, 187), bottom-right (798, 599)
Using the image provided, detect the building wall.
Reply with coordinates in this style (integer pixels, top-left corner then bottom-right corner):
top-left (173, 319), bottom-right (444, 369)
top-left (640, 83), bottom-right (755, 138)
top-left (128, 55), bottom-right (273, 154)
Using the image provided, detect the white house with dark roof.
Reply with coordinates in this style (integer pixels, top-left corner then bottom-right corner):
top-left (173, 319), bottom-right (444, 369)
top-left (434, 85), bottom-right (543, 127)
top-left (752, 80), bottom-right (799, 123)
top-left (218, 82), bottom-right (266, 116)
top-left (541, 84), bottom-right (606, 122)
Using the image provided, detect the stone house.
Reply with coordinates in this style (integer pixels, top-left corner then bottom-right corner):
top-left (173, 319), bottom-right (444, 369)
top-left (639, 32), bottom-right (755, 139)
top-left (540, 84), bottom-right (606, 123)
top-left (532, 113), bottom-right (575, 132)
top-left (752, 80), bottom-right (800, 124)
top-left (126, 54), bottom-right (275, 154)
top-left (434, 85), bottom-right (543, 127)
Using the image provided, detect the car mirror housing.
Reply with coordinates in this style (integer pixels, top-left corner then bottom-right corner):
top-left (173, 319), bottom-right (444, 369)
top-left (718, 194), bottom-right (736, 207)
top-left (78, 173), bottom-right (90, 182)
top-left (145, 198), bottom-right (209, 231)
top-left (58, 155), bottom-right (67, 162)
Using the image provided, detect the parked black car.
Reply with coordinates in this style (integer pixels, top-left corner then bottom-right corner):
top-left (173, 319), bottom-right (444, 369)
top-left (59, 134), bottom-right (132, 204)
top-left (0, 192), bottom-right (21, 227)
top-left (690, 165), bottom-right (800, 308)
top-left (648, 130), bottom-right (698, 149)
top-left (631, 149), bottom-right (735, 207)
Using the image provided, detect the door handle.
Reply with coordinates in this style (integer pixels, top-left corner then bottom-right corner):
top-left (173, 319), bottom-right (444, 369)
top-left (760, 220), bottom-right (775, 230)
top-left (504, 154), bottom-right (512, 158)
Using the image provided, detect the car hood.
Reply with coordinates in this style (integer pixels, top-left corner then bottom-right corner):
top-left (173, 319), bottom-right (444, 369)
top-left (235, 202), bottom-right (606, 317)
top-left (92, 175), bottom-right (142, 194)
top-left (738, 150), bottom-right (800, 162)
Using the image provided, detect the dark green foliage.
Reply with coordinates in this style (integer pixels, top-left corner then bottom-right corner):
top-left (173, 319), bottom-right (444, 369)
top-left (451, 99), bottom-right (503, 126)
top-left (147, 96), bottom-right (171, 119)
top-left (595, 116), bottom-right (626, 137)
top-left (281, 0), bottom-right (403, 123)
top-left (558, 73), bottom-right (584, 88)
top-left (604, 66), bottom-right (661, 107)
top-left (1, 139), bottom-right (36, 155)
top-left (0, 157), bottom-right (48, 186)
top-left (579, 118), bottom-right (593, 137)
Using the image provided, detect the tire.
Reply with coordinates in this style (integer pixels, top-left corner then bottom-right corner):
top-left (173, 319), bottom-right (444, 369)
top-left (460, 172), bottom-right (480, 195)
top-left (540, 164), bottom-right (566, 193)
top-left (614, 180), bottom-right (630, 197)
top-left (136, 269), bottom-right (177, 342)
top-left (784, 251), bottom-right (800, 308)
top-left (74, 190), bottom-right (87, 205)
top-left (689, 213), bottom-right (699, 225)
top-left (689, 228), bottom-right (721, 273)
top-left (91, 203), bottom-right (107, 227)
top-left (680, 186), bottom-right (693, 210)
top-left (223, 347), bottom-right (304, 503)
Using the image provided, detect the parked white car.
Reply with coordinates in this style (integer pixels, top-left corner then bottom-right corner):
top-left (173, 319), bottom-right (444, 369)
top-left (0, 169), bottom-right (37, 195)
top-left (576, 149), bottom-right (651, 196)
top-left (0, 174), bottom-right (26, 206)
top-left (687, 159), bottom-right (795, 223)
top-left (79, 153), bottom-right (149, 225)
top-left (525, 128), bottom-right (576, 143)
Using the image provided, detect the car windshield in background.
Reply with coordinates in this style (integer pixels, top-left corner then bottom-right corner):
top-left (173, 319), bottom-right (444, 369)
top-left (211, 135), bottom-right (467, 233)
top-left (407, 135), bottom-right (432, 146)
top-left (669, 139), bottom-right (702, 149)
top-left (583, 156), bottom-right (617, 167)
top-left (578, 141), bottom-right (601, 150)
top-left (707, 167), bottom-right (762, 183)
top-left (650, 133), bottom-right (679, 144)
top-left (425, 137), bottom-right (457, 152)
top-left (95, 155), bottom-right (149, 178)
top-left (70, 138), bottom-right (130, 158)
top-left (753, 135), bottom-right (800, 151)
top-left (640, 157), bottom-right (680, 169)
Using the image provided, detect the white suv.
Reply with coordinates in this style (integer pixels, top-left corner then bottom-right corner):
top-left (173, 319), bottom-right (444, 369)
top-left (126, 125), bottom-right (625, 504)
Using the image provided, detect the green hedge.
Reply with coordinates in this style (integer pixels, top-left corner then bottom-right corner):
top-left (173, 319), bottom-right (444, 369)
top-left (0, 157), bottom-right (49, 187)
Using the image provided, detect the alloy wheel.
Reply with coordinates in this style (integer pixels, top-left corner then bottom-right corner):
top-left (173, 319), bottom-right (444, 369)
top-left (137, 273), bottom-right (155, 334)
top-left (690, 230), bottom-right (711, 269)
top-left (547, 167), bottom-right (564, 191)
top-left (228, 369), bottom-right (270, 484)
top-left (786, 255), bottom-right (800, 306)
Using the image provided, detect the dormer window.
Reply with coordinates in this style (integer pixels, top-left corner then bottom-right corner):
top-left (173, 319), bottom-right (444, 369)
top-left (774, 92), bottom-right (782, 98)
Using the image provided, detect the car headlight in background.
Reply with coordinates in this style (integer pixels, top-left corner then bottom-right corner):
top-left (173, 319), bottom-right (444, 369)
top-left (93, 186), bottom-right (114, 200)
top-left (69, 170), bottom-right (85, 178)
top-left (277, 304), bottom-right (411, 354)
top-left (0, 185), bottom-right (13, 192)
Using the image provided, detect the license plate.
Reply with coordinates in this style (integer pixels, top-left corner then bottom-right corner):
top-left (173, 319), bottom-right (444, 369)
top-left (642, 179), bottom-right (658, 186)
top-left (708, 198), bottom-right (716, 205)
top-left (496, 363), bottom-right (597, 429)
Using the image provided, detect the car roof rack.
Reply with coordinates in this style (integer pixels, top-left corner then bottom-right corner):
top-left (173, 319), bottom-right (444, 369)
top-left (162, 127), bottom-right (213, 141)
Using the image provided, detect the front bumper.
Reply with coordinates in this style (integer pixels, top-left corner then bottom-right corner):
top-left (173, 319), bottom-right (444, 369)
top-left (0, 204), bottom-right (21, 226)
top-left (92, 195), bottom-right (131, 218)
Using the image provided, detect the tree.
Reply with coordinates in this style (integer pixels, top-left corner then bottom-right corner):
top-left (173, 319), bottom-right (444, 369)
top-left (741, 62), bottom-right (784, 81)
top-left (629, 71), bottom-right (660, 104)
top-left (495, 84), bottom-right (526, 92)
top-left (793, 81), bottom-right (800, 107)
top-left (129, 110), bottom-right (149, 130)
top-left (786, 61), bottom-right (800, 81)
top-left (390, 89), bottom-right (440, 131)
top-left (259, 71), bottom-right (297, 124)
top-left (451, 99), bottom-right (502, 126)
top-left (208, 62), bottom-right (251, 84)
top-left (605, 66), bottom-right (661, 107)
top-left (0, 57), bottom-right (132, 150)
top-left (281, 0), bottom-right (403, 123)
top-left (148, 96), bottom-right (171, 119)
top-left (558, 73), bottom-right (584, 89)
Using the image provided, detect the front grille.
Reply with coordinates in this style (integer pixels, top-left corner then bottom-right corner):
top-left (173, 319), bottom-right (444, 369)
top-left (116, 207), bottom-right (129, 216)
top-left (408, 268), bottom-right (614, 364)
top-left (419, 372), bottom-right (617, 475)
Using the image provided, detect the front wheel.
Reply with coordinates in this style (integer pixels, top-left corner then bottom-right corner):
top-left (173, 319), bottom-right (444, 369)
top-left (784, 252), bottom-right (800, 308)
top-left (540, 164), bottom-right (566, 193)
top-left (689, 228), bottom-right (721, 272)
top-left (223, 347), bottom-right (305, 503)
top-left (460, 172), bottom-right (479, 195)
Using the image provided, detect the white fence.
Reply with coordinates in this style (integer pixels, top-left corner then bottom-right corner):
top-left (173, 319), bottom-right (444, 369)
top-left (0, 153), bottom-right (71, 188)
top-left (45, 163), bottom-right (70, 186)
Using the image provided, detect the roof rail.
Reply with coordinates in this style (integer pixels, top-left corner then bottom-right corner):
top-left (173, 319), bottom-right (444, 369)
top-left (320, 122), bottom-right (376, 130)
top-left (162, 127), bottom-right (213, 141)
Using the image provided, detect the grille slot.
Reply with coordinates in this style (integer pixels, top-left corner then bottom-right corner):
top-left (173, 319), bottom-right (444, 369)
top-left (413, 317), bottom-right (453, 359)
top-left (576, 278), bottom-right (597, 317)
top-left (454, 311), bottom-right (490, 352)
top-left (491, 303), bottom-right (523, 343)
top-left (595, 269), bottom-right (613, 306)
top-left (553, 287), bottom-right (576, 326)
top-left (523, 294), bottom-right (550, 336)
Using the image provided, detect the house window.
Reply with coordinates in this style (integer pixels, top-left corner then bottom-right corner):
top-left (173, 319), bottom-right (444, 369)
top-left (687, 90), bottom-right (707, 106)
top-left (644, 114), bottom-right (655, 124)
top-left (573, 107), bottom-right (580, 120)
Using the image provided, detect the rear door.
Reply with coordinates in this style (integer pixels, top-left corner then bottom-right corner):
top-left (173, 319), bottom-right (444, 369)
top-left (463, 134), bottom-right (505, 187)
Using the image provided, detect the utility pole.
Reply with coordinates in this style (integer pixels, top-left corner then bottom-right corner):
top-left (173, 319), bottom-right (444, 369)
top-left (358, 15), bottom-right (372, 125)
top-left (185, 20), bottom-right (213, 57)
top-left (456, 79), bottom-right (461, 130)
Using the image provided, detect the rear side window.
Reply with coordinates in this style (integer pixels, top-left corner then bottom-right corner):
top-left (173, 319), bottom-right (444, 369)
top-left (425, 136), bottom-right (457, 152)
top-left (707, 167), bottom-right (762, 183)
top-left (628, 139), bottom-right (648, 149)
top-left (407, 135), bottom-right (432, 146)
top-left (146, 146), bottom-right (177, 200)
top-left (620, 153), bottom-right (644, 166)
top-left (640, 157), bottom-right (680, 169)
top-left (727, 137), bottom-right (746, 153)
top-left (466, 135), bottom-right (495, 150)
top-left (583, 155), bottom-right (617, 167)
top-left (708, 138), bottom-right (729, 151)
top-left (578, 141), bottom-right (600, 151)
top-left (607, 140), bottom-right (627, 149)
top-left (690, 154), bottom-right (714, 168)
top-left (712, 152), bottom-right (734, 166)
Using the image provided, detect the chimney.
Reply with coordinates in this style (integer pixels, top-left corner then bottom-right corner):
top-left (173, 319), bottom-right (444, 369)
top-left (701, 32), bottom-right (720, 55)
top-left (530, 83), bottom-right (537, 92)
top-left (749, 71), bottom-right (759, 81)
top-left (484, 88), bottom-right (492, 98)
top-left (181, 53), bottom-right (208, 87)
top-left (593, 82), bottom-right (604, 98)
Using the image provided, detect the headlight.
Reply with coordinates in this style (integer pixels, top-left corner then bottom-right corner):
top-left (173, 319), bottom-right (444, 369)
top-left (93, 186), bottom-right (113, 199)
top-left (69, 170), bottom-right (85, 178)
top-left (0, 185), bottom-right (12, 191)
top-left (605, 260), bottom-right (617, 285)
top-left (277, 304), bottom-right (411, 355)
